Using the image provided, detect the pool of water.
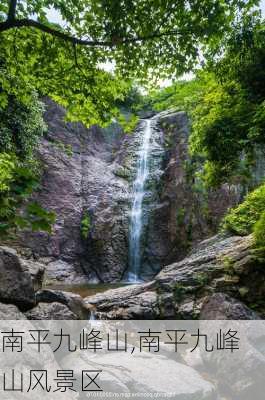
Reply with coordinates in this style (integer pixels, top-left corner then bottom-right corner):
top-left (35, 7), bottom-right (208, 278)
top-left (45, 282), bottom-right (128, 298)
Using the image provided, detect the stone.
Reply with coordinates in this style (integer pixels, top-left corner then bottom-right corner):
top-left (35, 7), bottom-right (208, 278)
top-left (25, 302), bottom-right (78, 320)
top-left (84, 281), bottom-right (158, 319)
top-left (0, 302), bottom-right (26, 319)
top-left (21, 258), bottom-right (45, 291)
top-left (44, 259), bottom-right (88, 285)
top-left (62, 349), bottom-right (215, 399)
top-left (36, 289), bottom-right (89, 319)
top-left (84, 234), bottom-right (264, 319)
top-left (200, 293), bottom-right (260, 320)
top-left (0, 246), bottom-right (35, 310)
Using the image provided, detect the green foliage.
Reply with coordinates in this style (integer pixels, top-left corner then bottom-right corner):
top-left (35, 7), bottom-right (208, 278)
top-left (0, 154), bottom-right (55, 235)
top-left (0, 94), bottom-right (55, 236)
top-left (23, 202), bottom-right (56, 234)
top-left (145, 15), bottom-right (265, 187)
top-left (0, 93), bottom-right (46, 159)
top-left (190, 17), bottom-right (265, 186)
top-left (253, 211), bottom-right (265, 248)
top-left (0, 152), bottom-right (15, 191)
top-left (222, 184), bottom-right (265, 235)
top-left (148, 78), bottom-right (205, 114)
top-left (81, 212), bottom-right (91, 239)
top-left (118, 114), bottom-right (139, 134)
top-left (0, 0), bottom-right (258, 126)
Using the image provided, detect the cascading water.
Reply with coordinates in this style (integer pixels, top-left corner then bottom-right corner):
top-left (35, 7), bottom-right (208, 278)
top-left (127, 119), bottom-right (153, 283)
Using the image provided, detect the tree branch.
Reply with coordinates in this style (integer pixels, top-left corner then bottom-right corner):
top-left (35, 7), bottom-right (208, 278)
top-left (0, 18), bottom-right (183, 47)
top-left (7, 0), bottom-right (17, 21)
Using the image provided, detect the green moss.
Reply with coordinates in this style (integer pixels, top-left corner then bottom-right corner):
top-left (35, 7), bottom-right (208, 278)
top-left (222, 255), bottom-right (235, 275)
top-left (176, 207), bottom-right (185, 225)
top-left (194, 272), bottom-right (209, 286)
top-left (222, 183), bottom-right (265, 235)
top-left (238, 287), bottom-right (249, 297)
top-left (173, 283), bottom-right (187, 302)
top-left (81, 212), bottom-right (91, 239)
top-left (50, 140), bottom-right (73, 157)
top-left (253, 210), bottom-right (265, 248)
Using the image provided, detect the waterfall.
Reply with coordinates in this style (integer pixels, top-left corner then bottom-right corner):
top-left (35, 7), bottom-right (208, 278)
top-left (127, 119), bottom-right (153, 283)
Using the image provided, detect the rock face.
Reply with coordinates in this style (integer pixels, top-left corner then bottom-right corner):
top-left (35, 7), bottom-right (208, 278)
top-left (8, 100), bottom-right (166, 282)
top-left (15, 98), bottom-right (128, 283)
top-left (148, 111), bottom-right (242, 265)
top-left (85, 234), bottom-right (265, 319)
top-left (4, 103), bottom-right (265, 283)
top-left (0, 246), bottom-right (36, 310)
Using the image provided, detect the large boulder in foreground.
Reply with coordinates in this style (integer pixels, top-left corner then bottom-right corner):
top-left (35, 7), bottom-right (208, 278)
top-left (36, 289), bottom-right (89, 319)
top-left (62, 349), bottom-right (215, 399)
top-left (200, 293), bottom-right (260, 320)
top-left (25, 302), bottom-right (78, 320)
top-left (0, 246), bottom-right (35, 310)
top-left (84, 281), bottom-right (159, 319)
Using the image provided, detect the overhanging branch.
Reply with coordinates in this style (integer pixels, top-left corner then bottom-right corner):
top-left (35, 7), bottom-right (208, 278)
top-left (0, 18), bottom-right (183, 47)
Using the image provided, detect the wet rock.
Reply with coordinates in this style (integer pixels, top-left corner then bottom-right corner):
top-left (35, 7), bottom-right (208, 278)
top-left (0, 246), bottom-right (35, 310)
top-left (45, 259), bottom-right (88, 285)
top-left (36, 289), bottom-right (89, 319)
top-left (84, 281), bottom-right (159, 319)
top-left (0, 303), bottom-right (26, 319)
top-left (25, 302), bottom-right (78, 320)
top-left (200, 293), bottom-right (260, 320)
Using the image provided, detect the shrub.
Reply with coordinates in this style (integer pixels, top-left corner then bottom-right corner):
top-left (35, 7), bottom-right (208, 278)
top-left (254, 211), bottom-right (265, 248)
top-left (0, 93), bottom-right (46, 160)
top-left (0, 154), bottom-right (56, 235)
top-left (81, 212), bottom-right (91, 239)
top-left (0, 153), bottom-right (16, 192)
top-left (0, 94), bottom-right (55, 236)
top-left (222, 183), bottom-right (265, 235)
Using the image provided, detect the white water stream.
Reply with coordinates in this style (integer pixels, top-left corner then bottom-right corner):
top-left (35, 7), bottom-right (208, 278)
top-left (127, 119), bottom-right (153, 282)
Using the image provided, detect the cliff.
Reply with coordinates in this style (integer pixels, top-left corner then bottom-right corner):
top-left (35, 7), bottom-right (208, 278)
top-left (5, 101), bottom-right (255, 285)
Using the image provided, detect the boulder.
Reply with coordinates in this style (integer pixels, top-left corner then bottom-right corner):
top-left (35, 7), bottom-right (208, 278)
top-left (21, 258), bottom-right (45, 291)
top-left (83, 234), bottom-right (264, 319)
top-left (0, 246), bottom-right (35, 310)
top-left (62, 349), bottom-right (215, 399)
top-left (44, 259), bottom-right (88, 285)
top-left (36, 289), bottom-right (89, 319)
top-left (200, 293), bottom-right (260, 320)
top-left (0, 302), bottom-right (26, 319)
top-left (25, 302), bottom-right (78, 320)
top-left (84, 281), bottom-right (158, 319)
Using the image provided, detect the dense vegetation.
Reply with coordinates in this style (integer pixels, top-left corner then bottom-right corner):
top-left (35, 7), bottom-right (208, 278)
top-left (0, 94), bottom-right (55, 236)
top-left (134, 12), bottom-right (265, 247)
top-left (0, 0), bottom-right (258, 126)
top-left (222, 184), bottom-right (265, 236)
top-left (142, 15), bottom-right (265, 188)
